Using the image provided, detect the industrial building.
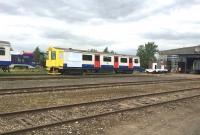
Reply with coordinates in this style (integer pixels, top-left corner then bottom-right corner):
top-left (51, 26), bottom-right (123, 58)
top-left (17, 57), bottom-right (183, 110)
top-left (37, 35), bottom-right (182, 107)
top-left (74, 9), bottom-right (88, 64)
top-left (159, 45), bottom-right (200, 73)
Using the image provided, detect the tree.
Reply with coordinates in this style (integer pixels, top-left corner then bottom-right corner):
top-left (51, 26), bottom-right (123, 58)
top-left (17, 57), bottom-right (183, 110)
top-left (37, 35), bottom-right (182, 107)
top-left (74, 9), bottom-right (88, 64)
top-left (110, 50), bottom-right (115, 54)
top-left (103, 47), bottom-right (117, 54)
top-left (39, 52), bottom-right (47, 67)
top-left (136, 42), bottom-right (158, 68)
top-left (33, 46), bottom-right (41, 65)
top-left (89, 49), bottom-right (98, 52)
top-left (103, 47), bottom-right (109, 53)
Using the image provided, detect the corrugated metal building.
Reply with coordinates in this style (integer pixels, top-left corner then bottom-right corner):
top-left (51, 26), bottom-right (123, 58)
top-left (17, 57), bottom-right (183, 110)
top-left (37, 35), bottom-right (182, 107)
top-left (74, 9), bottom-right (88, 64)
top-left (159, 45), bottom-right (200, 73)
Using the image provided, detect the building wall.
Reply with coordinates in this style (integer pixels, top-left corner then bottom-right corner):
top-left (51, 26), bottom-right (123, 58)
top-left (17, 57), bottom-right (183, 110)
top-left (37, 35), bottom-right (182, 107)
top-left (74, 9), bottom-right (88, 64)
top-left (159, 54), bottom-right (200, 73)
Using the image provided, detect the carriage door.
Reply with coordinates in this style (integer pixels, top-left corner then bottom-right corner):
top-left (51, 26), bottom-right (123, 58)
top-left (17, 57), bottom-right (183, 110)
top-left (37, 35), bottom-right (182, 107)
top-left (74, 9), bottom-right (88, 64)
top-left (95, 55), bottom-right (100, 68)
top-left (128, 58), bottom-right (133, 68)
top-left (114, 56), bottom-right (119, 69)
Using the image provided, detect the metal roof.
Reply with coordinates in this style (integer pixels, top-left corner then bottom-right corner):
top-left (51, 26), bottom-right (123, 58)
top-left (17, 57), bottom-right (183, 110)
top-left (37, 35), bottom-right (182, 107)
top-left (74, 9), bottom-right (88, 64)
top-left (159, 45), bottom-right (200, 55)
top-left (0, 41), bottom-right (11, 47)
top-left (53, 47), bottom-right (137, 57)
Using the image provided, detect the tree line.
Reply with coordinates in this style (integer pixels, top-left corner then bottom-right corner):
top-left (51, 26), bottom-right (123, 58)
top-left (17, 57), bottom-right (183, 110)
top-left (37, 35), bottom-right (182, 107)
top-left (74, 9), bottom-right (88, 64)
top-left (89, 47), bottom-right (116, 54)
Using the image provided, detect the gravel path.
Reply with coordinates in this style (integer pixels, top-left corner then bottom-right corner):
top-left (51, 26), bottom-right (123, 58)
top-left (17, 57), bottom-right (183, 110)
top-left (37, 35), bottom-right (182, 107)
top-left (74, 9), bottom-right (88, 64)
top-left (17, 95), bottom-right (200, 135)
top-left (106, 97), bottom-right (200, 135)
top-left (0, 74), bottom-right (189, 90)
top-left (1, 74), bottom-right (200, 135)
top-left (1, 80), bottom-right (200, 113)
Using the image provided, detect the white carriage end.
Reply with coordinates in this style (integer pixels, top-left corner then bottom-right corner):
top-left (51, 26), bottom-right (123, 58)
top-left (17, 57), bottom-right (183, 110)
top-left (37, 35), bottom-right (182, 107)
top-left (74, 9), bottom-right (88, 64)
top-left (64, 51), bottom-right (82, 68)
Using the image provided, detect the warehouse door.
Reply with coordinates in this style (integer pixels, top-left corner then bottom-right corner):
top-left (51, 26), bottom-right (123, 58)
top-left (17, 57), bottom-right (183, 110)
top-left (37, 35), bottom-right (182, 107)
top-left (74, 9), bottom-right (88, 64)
top-left (128, 58), bottom-right (133, 68)
top-left (114, 56), bottom-right (119, 69)
top-left (95, 55), bottom-right (100, 68)
top-left (178, 62), bottom-right (186, 73)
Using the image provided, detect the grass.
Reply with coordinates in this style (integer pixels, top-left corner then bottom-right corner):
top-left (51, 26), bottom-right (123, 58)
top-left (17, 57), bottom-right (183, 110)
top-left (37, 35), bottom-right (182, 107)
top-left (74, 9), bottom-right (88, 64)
top-left (0, 68), bottom-right (48, 76)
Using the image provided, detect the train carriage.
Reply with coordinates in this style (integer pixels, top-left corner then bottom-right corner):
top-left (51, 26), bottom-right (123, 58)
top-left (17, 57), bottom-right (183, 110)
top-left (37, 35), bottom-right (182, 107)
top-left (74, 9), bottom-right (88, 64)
top-left (0, 41), bottom-right (11, 72)
top-left (10, 51), bottom-right (36, 69)
top-left (46, 47), bottom-right (140, 74)
top-left (133, 57), bottom-right (141, 71)
top-left (82, 53), bottom-right (95, 72)
top-left (100, 54), bottom-right (114, 72)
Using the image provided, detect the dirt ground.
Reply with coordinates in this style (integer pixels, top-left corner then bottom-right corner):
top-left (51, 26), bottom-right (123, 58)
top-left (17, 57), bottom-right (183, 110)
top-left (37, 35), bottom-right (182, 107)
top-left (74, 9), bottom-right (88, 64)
top-left (1, 80), bottom-right (200, 113)
top-left (1, 73), bottom-right (199, 90)
top-left (106, 97), bottom-right (200, 135)
top-left (1, 73), bottom-right (200, 135)
top-left (22, 95), bottom-right (200, 135)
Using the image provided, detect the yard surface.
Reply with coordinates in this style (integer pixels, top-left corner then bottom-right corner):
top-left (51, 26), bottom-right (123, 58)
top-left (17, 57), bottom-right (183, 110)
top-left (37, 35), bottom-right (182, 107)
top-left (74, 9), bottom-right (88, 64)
top-left (106, 97), bottom-right (200, 135)
top-left (0, 73), bottom-right (200, 135)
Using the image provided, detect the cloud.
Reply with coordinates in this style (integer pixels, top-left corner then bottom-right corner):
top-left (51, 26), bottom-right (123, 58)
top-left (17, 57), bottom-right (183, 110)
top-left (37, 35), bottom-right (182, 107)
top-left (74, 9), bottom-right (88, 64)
top-left (0, 0), bottom-right (147, 22)
top-left (89, 0), bottom-right (145, 20)
top-left (1, 0), bottom-right (200, 23)
top-left (0, 0), bottom-right (200, 53)
top-left (0, 2), bottom-right (19, 15)
top-left (143, 30), bottom-right (200, 41)
top-left (42, 28), bottom-right (114, 48)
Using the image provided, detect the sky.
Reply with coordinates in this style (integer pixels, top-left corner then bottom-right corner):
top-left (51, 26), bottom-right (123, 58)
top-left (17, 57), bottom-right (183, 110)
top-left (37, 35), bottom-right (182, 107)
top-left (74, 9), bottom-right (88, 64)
top-left (0, 0), bottom-right (200, 54)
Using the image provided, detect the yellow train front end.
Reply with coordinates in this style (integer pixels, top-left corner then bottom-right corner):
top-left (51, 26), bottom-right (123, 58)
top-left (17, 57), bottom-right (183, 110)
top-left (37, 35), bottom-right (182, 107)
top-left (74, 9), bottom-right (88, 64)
top-left (46, 47), bottom-right (64, 74)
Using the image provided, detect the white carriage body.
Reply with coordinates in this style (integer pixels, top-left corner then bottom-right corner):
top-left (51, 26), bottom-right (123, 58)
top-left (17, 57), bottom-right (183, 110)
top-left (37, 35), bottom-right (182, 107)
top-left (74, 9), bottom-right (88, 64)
top-left (100, 54), bottom-right (114, 66)
top-left (133, 56), bottom-right (140, 67)
top-left (118, 56), bottom-right (129, 67)
top-left (0, 41), bottom-right (11, 67)
top-left (63, 51), bottom-right (82, 68)
top-left (82, 53), bottom-right (94, 65)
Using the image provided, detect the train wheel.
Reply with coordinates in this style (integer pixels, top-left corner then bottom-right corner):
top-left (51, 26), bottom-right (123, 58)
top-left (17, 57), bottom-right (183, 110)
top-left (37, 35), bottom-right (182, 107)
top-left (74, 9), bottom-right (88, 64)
top-left (49, 67), bottom-right (60, 75)
top-left (2, 67), bottom-right (6, 72)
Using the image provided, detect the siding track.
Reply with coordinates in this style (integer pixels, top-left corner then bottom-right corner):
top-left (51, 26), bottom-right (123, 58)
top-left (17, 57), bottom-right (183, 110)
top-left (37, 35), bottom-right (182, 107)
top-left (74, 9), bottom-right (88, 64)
top-left (0, 74), bottom-right (147, 81)
top-left (0, 78), bottom-right (200, 95)
top-left (0, 87), bottom-right (200, 135)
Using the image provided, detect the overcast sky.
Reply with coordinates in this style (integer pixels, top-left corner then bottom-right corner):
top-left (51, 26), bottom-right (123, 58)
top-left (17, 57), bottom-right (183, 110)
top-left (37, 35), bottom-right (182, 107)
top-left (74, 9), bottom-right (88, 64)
top-left (0, 0), bottom-right (200, 54)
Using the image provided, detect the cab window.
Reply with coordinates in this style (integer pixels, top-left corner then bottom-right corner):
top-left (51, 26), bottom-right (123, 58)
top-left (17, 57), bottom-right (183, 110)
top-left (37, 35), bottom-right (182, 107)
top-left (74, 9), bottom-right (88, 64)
top-left (51, 51), bottom-right (56, 60)
top-left (0, 47), bottom-right (5, 56)
top-left (46, 51), bottom-right (49, 60)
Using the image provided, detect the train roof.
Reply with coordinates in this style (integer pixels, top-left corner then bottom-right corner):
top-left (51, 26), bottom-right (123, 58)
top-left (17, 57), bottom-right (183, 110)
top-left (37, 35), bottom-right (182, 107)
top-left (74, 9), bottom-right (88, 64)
top-left (0, 41), bottom-right (11, 47)
top-left (52, 47), bottom-right (138, 57)
top-left (11, 51), bottom-right (33, 55)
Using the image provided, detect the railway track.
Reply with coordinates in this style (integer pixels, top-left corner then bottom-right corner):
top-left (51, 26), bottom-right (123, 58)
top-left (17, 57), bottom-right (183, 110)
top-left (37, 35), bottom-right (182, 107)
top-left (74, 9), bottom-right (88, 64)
top-left (0, 74), bottom-right (146, 81)
top-left (0, 87), bottom-right (200, 135)
top-left (0, 78), bottom-right (200, 95)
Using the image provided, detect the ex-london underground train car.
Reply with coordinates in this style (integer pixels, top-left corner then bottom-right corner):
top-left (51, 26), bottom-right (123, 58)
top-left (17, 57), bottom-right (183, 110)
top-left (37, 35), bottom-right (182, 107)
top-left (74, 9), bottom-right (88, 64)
top-left (0, 41), bottom-right (11, 71)
top-left (10, 51), bottom-right (36, 69)
top-left (46, 47), bottom-right (140, 74)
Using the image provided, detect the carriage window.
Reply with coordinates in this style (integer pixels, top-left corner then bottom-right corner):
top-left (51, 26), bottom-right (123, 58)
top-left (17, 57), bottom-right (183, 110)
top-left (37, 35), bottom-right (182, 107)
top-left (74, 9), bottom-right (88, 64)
top-left (83, 55), bottom-right (92, 61)
top-left (23, 55), bottom-right (31, 62)
top-left (114, 57), bottom-right (118, 62)
top-left (103, 56), bottom-right (111, 62)
top-left (121, 58), bottom-right (127, 63)
top-left (0, 47), bottom-right (5, 55)
top-left (59, 53), bottom-right (64, 59)
top-left (51, 51), bottom-right (56, 60)
top-left (129, 58), bottom-right (132, 63)
top-left (134, 59), bottom-right (139, 63)
top-left (95, 55), bottom-right (100, 61)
